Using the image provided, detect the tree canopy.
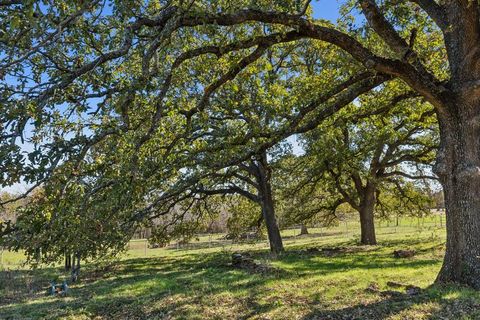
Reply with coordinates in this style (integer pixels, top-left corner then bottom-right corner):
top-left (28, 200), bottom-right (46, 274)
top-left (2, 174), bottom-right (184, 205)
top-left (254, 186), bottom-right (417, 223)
top-left (2, 0), bottom-right (480, 288)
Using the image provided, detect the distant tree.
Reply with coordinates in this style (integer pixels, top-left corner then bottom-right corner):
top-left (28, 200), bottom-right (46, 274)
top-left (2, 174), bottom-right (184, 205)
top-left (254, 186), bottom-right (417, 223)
top-left (291, 85), bottom-right (438, 244)
top-left (0, 192), bottom-right (19, 224)
top-left (275, 154), bottom-right (343, 229)
top-left (196, 148), bottom-right (286, 254)
top-left (431, 191), bottom-right (445, 210)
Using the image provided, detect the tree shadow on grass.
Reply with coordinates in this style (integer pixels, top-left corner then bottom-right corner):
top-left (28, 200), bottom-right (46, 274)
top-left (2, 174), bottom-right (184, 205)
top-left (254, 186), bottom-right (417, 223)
top-left (0, 237), bottom-right (468, 320)
top-left (0, 252), bottom-right (283, 319)
top-left (271, 239), bottom-right (442, 277)
top-left (164, 238), bottom-right (273, 252)
top-left (282, 231), bottom-right (345, 240)
top-left (278, 254), bottom-right (439, 277)
top-left (300, 284), bottom-right (480, 320)
top-left (0, 266), bottom-right (66, 307)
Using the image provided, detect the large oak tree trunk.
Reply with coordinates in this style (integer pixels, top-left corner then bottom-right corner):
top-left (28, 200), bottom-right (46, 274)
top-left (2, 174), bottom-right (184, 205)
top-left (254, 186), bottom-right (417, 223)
top-left (358, 183), bottom-right (377, 245)
top-left (257, 153), bottom-right (284, 255)
top-left (434, 99), bottom-right (480, 289)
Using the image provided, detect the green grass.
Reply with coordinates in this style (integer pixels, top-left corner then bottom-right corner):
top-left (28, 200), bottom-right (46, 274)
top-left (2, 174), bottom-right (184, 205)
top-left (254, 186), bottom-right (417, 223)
top-left (1, 216), bottom-right (479, 319)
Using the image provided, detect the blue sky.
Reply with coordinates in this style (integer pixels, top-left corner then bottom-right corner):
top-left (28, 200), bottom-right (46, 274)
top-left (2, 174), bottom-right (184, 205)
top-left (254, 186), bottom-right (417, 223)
top-left (311, 0), bottom-right (343, 22)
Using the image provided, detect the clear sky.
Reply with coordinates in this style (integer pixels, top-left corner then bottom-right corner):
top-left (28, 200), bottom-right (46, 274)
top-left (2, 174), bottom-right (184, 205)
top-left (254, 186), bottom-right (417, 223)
top-left (311, 0), bottom-right (343, 22)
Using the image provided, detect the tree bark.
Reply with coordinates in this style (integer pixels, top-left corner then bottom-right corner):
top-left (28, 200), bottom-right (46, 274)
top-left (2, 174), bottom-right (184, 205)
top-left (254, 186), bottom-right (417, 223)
top-left (64, 252), bottom-right (71, 271)
top-left (358, 182), bottom-right (377, 245)
top-left (76, 252), bottom-right (81, 271)
top-left (256, 153), bottom-right (284, 255)
top-left (71, 252), bottom-right (81, 282)
top-left (260, 198), bottom-right (284, 255)
top-left (300, 224), bottom-right (309, 235)
top-left (434, 98), bottom-right (480, 289)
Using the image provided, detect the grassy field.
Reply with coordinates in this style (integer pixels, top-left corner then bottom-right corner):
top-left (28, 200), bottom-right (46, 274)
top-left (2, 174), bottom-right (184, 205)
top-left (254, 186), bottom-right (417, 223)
top-left (1, 215), bottom-right (480, 319)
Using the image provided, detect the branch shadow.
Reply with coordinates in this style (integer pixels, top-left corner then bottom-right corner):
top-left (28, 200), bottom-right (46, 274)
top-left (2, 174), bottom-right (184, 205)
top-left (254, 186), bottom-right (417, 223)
top-left (300, 283), bottom-right (480, 319)
top-left (1, 237), bottom-right (476, 320)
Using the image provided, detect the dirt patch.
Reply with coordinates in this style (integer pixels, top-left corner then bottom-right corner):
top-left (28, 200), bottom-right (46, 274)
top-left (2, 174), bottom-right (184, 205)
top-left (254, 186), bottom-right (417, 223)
top-left (365, 282), bottom-right (422, 297)
top-left (291, 247), bottom-right (344, 257)
top-left (294, 246), bottom-right (378, 257)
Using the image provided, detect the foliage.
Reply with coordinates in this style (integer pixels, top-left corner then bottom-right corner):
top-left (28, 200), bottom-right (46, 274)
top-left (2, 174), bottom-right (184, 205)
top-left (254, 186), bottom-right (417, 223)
top-left (2, 0), bottom-right (478, 286)
top-left (287, 80), bottom-right (438, 221)
top-left (225, 195), bottom-right (263, 239)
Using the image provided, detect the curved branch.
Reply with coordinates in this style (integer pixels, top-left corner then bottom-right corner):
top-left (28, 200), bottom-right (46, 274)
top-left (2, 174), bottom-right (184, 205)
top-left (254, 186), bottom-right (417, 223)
top-left (408, 0), bottom-right (447, 30)
top-left (380, 171), bottom-right (438, 181)
top-left (179, 8), bottom-right (445, 106)
top-left (360, 0), bottom-right (412, 57)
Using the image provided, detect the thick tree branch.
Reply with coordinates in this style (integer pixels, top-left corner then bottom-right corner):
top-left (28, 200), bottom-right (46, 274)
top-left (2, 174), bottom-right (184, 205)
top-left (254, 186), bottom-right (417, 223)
top-left (358, 0), bottom-right (443, 103)
top-left (351, 172), bottom-right (365, 194)
top-left (360, 0), bottom-right (412, 57)
top-left (177, 8), bottom-right (445, 106)
top-left (232, 172), bottom-right (259, 190)
top-left (380, 171), bottom-right (438, 180)
top-left (293, 75), bottom-right (391, 134)
top-left (408, 0), bottom-right (448, 30)
top-left (347, 91), bottom-right (420, 123)
top-left (325, 161), bottom-right (360, 210)
top-left (196, 185), bottom-right (259, 203)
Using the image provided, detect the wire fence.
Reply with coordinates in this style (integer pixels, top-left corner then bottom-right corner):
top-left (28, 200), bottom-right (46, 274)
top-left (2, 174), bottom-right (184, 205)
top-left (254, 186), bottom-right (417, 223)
top-left (1, 212), bottom-right (446, 269)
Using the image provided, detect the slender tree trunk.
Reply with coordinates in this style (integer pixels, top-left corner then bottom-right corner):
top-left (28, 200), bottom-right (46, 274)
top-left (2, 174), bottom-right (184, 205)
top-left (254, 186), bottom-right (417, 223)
top-left (64, 252), bottom-right (71, 271)
top-left (256, 153), bottom-right (284, 255)
top-left (260, 196), bottom-right (284, 255)
top-left (76, 252), bottom-right (81, 271)
top-left (300, 224), bottom-right (309, 235)
top-left (71, 252), bottom-right (81, 282)
top-left (358, 183), bottom-right (377, 245)
top-left (434, 100), bottom-right (480, 288)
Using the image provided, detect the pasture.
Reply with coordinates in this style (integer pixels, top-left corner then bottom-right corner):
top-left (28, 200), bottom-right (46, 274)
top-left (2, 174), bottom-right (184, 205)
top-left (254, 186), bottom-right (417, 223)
top-left (1, 216), bottom-right (479, 320)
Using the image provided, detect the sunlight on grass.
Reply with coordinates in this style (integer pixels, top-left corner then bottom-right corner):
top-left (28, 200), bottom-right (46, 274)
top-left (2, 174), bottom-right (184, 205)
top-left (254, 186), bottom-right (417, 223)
top-left (2, 217), bottom-right (479, 319)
